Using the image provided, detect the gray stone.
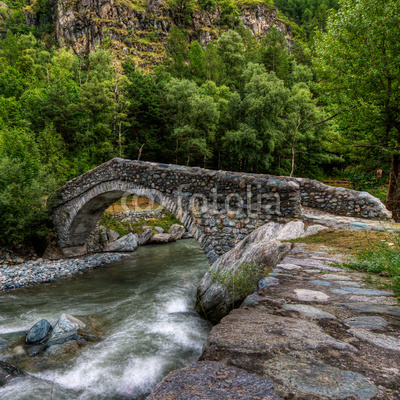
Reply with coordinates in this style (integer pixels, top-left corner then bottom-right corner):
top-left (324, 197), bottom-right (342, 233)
top-left (345, 316), bottom-right (388, 330)
top-left (276, 263), bottom-right (301, 271)
top-left (26, 319), bottom-right (52, 344)
top-left (341, 303), bottom-right (400, 318)
top-left (350, 328), bottom-right (400, 351)
top-left (257, 277), bottom-right (280, 290)
top-left (269, 273), bottom-right (295, 278)
top-left (304, 224), bottom-right (329, 236)
top-left (150, 233), bottom-right (174, 244)
top-left (53, 314), bottom-right (86, 335)
top-left (335, 280), bottom-right (361, 287)
top-left (103, 233), bottom-right (138, 252)
top-left (283, 304), bottom-right (336, 319)
top-left (154, 226), bottom-right (164, 234)
top-left (137, 228), bottom-right (153, 246)
top-left (200, 309), bottom-right (356, 364)
top-left (294, 289), bottom-right (330, 302)
top-left (309, 280), bottom-right (333, 286)
top-left (264, 356), bottom-right (377, 400)
top-left (106, 229), bottom-right (120, 242)
top-left (168, 224), bottom-right (186, 240)
top-left (331, 287), bottom-right (394, 296)
top-left (321, 274), bottom-right (353, 281)
top-left (147, 361), bottom-right (283, 400)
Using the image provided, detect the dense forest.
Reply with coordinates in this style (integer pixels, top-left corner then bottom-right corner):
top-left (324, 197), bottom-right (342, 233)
top-left (0, 0), bottom-right (399, 248)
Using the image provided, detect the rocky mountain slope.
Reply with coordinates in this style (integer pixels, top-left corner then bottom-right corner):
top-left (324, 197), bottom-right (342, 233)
top-left (53, 0), bottom-right (292, 70)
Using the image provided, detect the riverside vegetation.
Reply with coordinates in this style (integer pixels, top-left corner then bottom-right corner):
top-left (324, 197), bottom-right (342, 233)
top-left (1, 0), bottom-right (400, 253)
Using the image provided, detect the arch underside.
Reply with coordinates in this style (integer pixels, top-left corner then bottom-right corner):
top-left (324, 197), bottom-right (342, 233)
top-left (58, 181), bottom-right (203, 255)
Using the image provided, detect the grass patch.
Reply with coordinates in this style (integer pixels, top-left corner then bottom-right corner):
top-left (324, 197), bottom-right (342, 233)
top-left (210, 263), bottom-right (270, 304)
top-left (99, 213), bottom-right (130, 237)
top-left (131, 211), bottom-right (182, 234)
top-left (288, 229), bottom-right (393, 255)
top-left (289, 228), bottom-right (400, 300)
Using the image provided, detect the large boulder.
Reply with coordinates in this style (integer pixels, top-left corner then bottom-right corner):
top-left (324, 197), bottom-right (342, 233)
top-left (26, 319), bottom-right (52, 344)
top-left (44, 314), bottom-right (99, 357)
top-left (147, 361), bottom-right (282, 400)
top-left (168, 224), bottom-right (186, 240)
top-left (150, 233), bottom-right (175, 244)
top-left (197, 221), bottom-right (307, 322)
top-left (138, 228), bottom-right (153, 246)
top-left (103, 233), bottom-right (138, 252)
top-left (154, 226), bottom-right (164, 234)
top-left (106, 229), bottom-right (120, 242)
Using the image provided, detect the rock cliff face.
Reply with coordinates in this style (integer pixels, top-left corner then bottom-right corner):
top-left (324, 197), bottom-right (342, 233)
top-left (54, 0), bottom-right (292, 70)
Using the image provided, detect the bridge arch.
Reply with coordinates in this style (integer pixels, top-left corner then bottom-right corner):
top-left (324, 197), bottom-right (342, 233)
top-left (48, 158), bottom-right (302, 260)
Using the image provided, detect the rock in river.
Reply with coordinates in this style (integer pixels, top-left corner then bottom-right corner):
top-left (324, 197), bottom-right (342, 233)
top-left (26, 319), bottom-right (52, 344)
top-left (0, 361), bottom-right (25, 387)
top-left (168, 224), bottom-right (186, 240)
top-left (103, 233), bottom-right (138, 252)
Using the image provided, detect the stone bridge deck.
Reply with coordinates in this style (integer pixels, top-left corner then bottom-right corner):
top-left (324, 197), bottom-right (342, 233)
top-left (48, 158), bottom-right (391, 260)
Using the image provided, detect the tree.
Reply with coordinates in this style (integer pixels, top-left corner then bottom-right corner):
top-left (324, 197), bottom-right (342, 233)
top-left (259, 27), bottom-right (290, 80)
top-left (315, 0), bottom-right (400, 218)
top-left (189, 41), bottom-right (206, 83)
top-left (165, 79), bottom-right (219, 165)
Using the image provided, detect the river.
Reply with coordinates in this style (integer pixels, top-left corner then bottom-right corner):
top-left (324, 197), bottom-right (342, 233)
top-left (0, 240), bottom-right (211, 399)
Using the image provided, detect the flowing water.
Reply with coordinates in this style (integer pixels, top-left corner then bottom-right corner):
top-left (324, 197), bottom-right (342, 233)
top-left (0, 240), bottom-right (211, 399)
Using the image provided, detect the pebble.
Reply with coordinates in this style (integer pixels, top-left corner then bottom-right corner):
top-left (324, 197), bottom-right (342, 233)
top-left (0, 253), bottom-right (132, 291)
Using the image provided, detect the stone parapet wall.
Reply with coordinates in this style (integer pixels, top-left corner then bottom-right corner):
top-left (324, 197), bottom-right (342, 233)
top-left (291, 178), bottom-right (392, 221)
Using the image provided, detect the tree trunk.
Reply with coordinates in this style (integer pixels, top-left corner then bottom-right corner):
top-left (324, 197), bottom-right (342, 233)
top-left (386, 153), bottom-right (400, 221)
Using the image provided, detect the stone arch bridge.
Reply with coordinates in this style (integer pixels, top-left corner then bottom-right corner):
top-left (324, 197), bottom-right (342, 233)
top-left (48, 158), bottom-right (391, 261)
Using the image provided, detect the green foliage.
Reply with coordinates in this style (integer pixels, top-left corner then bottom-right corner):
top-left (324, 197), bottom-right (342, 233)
top-left (0, 126), bottom-right (57, 247)
top-left (99, 213), bottom-right (131, 237)
top-left (210, 263), bottom-right (267, 301)
top-left (131, 211), bottom-right (182, 234)
top-left (315, 0), bottom-right (400, 217)
top-left (346, 231), bottom-right (400, 298)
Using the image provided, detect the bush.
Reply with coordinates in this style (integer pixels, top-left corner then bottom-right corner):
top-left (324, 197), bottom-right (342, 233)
top-left (210, 262), bottom-right (268, 301)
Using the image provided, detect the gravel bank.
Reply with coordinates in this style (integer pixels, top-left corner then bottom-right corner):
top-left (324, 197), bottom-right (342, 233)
top-left (0, 253), bottom-right (132, 291)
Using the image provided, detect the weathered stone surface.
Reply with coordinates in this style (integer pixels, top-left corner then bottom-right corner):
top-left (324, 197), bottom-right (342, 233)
top-left (294, 289), bottom-right (330, 302)
top-left (350, 328), bottom-right (400, 351)
top-left (276, 263), bottom-right (301, 271)
top-left (106, 229), bottom-right (120, 242)
top-left (345, 316), bottom-right (388, 330)
top-left (103, 233), bottom-right (138, 252)
top-left (0, 361), bottom-right (25, 387)
top-left (168, 224), bottom-right (186, 240)
top-left (26, 319), bottom-right (52, 344)
top-left (149, 233), bottom-right (174, 244)
top-left (331, 287), bottom-right (394, 296)
top-left (309, 279), bottom-right (333, 286)
top-left (200, 308), bottom-right (355, 366)
top-left (147, 361), bottom-right (282, 400)
top-left (263, 356), bottom-right (377, 400)
top-left (341, 303), bottom-right (400, 318)
top-left (283, 304), bottom-right (336, 319)
top-left (257, 277), bottom-right (280, 290)
top-left (304, 224), bottom-right (329, 236)
top-left (154, 226), bottom-right (164, 234)
top-left (321, 274), bottom-right (353, 281)
top-left (137, 228), bottom-right (153, 246)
